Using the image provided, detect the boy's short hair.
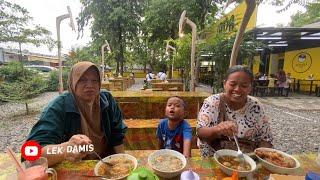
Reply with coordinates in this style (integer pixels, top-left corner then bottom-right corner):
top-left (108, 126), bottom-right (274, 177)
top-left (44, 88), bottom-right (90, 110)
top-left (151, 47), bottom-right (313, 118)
top-left (166, 96), bottom-right (187, 109)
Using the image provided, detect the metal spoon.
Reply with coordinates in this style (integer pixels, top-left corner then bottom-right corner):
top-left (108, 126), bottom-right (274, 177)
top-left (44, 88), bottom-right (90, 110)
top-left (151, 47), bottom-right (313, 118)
top-left (92, 151), bottom-right (113, 178)
top-left (92, 151), bottom-right (114, 167)
top-left (233, 133), bottom-right (245, 164)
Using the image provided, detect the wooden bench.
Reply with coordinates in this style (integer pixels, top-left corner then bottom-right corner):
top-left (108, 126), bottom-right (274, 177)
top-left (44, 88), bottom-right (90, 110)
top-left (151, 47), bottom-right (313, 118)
top-left (124, 119), bottom-right (198, 150)
top-left (112, 91), bottom-right (210, 119)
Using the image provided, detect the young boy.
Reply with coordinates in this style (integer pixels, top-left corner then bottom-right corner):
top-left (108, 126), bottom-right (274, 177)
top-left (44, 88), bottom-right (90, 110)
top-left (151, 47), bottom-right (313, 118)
top-left (156, 96), bottom-right (192, 157)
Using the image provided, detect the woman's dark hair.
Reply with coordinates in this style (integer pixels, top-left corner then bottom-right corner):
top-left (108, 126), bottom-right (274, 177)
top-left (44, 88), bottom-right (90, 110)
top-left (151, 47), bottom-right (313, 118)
top-left (225, 65), bottom-right (254, 82)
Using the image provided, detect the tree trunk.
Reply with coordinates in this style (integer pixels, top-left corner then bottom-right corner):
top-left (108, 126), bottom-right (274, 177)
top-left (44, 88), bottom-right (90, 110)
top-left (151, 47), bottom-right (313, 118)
top-left (229, 0), bottom-right (256, 67)
top-left (195, 57), bottom-right (200, 85)
top-left (25, 102), bottom-right (29, 115)
top-left (19, 42), bottom-right (22, 62)
top-left (248, 55), bottom-right (254, 71)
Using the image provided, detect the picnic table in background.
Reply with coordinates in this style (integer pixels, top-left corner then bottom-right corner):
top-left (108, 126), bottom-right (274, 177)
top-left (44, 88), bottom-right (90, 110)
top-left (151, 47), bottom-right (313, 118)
top-left (123, 119), bottom-right (197, 150)
top-left (296, 79), bottom-right (320, 95)
top-left (151, 82), bottom-right (184, 91)
top-left (1, 151), bottom-right (319, 179)
top-left (111, 91), bottom-right (210, 119)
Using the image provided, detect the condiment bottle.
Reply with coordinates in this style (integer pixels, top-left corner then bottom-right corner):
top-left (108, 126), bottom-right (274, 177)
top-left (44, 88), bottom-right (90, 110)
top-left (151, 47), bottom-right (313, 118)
top-left (180, 169), bottom-right (200, 180)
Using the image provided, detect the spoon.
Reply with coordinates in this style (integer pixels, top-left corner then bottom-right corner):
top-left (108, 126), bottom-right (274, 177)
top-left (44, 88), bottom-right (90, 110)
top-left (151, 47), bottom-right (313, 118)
top-left (233, 133), bottom-right (245, 164)
top-left (92, 151), bottom-right (114, 167)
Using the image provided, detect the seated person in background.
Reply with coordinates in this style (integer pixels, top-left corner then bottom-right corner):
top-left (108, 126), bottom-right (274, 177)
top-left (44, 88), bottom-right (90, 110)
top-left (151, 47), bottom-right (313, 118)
top-left (283, 73), bottom-right (292, 96)
top-left (268, 74), bottom-right (276, 95)
top-left (146, 70), bottom-right (155, 82)
top-left (196, 65), bottom-right (273, 157)
top-left (157, 70), bottom-right (167, 81)
top-left (156, 96), bottom-right (192, 157)
top-left (26, 61), bottom-right (127, 166)
top-left (276, 70), bottom-right (286, 96)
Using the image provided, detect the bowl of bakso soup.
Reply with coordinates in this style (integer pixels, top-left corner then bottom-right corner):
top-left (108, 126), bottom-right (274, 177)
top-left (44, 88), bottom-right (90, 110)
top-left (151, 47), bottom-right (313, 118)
top-left (255, 148), bottom-right (300, 174)
top-left (94, 153), bottom-right (138, 180)
top-left (148, 149), bottom-right (187, 178)
top-left (214, 149), bottom-right (256, 177)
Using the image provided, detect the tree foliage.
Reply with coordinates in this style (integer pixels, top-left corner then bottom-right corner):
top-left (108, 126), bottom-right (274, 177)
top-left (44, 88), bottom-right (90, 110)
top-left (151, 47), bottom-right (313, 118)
top-left (77, 0), bottom-right (143, 74)
top-left (0, 0), bottom-right (55, 49)
top-left (0, 62), bottom-right (47, 114)
top-left (290, 0), bottom-right (320, 27)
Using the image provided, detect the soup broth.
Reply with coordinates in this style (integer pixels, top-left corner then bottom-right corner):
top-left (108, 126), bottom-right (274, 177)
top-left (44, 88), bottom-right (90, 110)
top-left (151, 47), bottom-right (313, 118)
top-left (98, 157), bottom-right (134, 179)
top-left (218, 155), bottom-right (251, 171)
top-left (151, 154), bottom-right (183, 172)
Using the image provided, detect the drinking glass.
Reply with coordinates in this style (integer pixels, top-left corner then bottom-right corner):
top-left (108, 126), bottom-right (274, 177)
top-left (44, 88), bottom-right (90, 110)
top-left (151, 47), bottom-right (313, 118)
top-left (19, 157), bottom-right (57, 180)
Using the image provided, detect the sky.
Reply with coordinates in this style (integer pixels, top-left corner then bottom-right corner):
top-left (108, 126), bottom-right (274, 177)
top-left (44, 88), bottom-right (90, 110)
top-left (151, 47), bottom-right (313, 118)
top-left (1, 0), bottom-right (305, 56)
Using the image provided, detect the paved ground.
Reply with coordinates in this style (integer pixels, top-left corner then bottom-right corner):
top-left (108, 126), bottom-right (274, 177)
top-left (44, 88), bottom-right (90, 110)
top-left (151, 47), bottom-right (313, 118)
top-left (259, 94), bottom-right (320, 110)
top-left (0, 79), bottom-right (319, 154)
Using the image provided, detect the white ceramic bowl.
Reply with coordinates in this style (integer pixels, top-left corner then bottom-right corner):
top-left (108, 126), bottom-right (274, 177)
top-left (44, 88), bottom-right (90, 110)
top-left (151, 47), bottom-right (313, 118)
top-left (254, 147), bottom-right (300, 174)
top-left (214, 149), bottom-right (257, 177)
top-left (94, 153), bottom-right (138, 180)
top-left (148, 149), bottom-right (187, 178)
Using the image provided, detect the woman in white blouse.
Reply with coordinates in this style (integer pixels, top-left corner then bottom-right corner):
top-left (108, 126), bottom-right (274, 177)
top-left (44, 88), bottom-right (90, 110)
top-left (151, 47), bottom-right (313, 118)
top-left (196, 65), bottom-right (273, 157)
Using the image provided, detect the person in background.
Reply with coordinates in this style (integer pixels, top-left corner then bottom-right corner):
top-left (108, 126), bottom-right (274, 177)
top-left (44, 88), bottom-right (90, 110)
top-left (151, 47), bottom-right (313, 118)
top-left (196, 65), bottom-right (273, 157)
top-left (156, 96), bottom-right (192, 157)
top-left (254, 72), bottom-right (262, 80)
top-left (26, 61), bottom-right (127, 166)
top-left (283, 73), bottom-right (292, 96)
top-left (146, 70), bottom-right (155, 82)
top-left (268, 74), bottom-right (276, 96)
top-left (276, 70), bottom-right (286, 96)
top-left (157, 70), bottom-right (167, 81)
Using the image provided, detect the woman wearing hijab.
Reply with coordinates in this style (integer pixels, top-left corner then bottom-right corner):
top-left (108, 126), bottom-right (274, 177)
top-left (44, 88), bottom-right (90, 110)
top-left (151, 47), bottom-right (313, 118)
top-left (26, 61), bottom-right (127, 166)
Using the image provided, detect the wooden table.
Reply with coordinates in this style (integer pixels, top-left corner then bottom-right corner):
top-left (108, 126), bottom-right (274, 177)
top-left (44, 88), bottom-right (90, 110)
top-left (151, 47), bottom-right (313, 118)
top-left (111, 91), bottom-right (211, 119)
top-left (101, 81), bottom-right (111, 90)
top-left (296, 79), bottom-right (320, 95)
top-left (151, 82), bottom-right (184, 91)
top-left (2, 151), bottom-right (319, 180)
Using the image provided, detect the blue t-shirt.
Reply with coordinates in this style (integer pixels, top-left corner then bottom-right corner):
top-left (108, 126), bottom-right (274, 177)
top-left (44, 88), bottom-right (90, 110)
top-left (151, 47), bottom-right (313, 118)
top-left (156, 118), bottom-right (192, 153)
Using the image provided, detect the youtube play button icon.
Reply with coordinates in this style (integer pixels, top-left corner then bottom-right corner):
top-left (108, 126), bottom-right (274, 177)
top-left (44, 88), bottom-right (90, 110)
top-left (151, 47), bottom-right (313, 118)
top-left (21, 140), bottom-right (41, 161)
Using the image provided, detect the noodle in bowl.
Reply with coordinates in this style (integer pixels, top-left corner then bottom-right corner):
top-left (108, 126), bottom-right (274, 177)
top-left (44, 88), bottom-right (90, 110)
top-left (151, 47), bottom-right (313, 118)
top-left (148, 149), bottom-right (187, 178)
top-left (94, 153), bottom-right (138, 180)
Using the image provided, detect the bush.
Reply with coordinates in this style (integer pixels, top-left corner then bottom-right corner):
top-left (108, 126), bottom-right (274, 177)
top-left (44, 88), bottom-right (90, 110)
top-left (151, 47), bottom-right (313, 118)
top-left (0, 62), bottom-right (33, 82)
top-left (47, 68), bottom-right (70, 91)
top-left (0, 61), bottom-right (47, 101)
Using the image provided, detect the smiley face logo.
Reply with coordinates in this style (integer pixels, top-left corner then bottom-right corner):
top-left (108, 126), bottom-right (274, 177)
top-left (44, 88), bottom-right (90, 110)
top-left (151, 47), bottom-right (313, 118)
top-left (292, 52), bottom-right (312, 73)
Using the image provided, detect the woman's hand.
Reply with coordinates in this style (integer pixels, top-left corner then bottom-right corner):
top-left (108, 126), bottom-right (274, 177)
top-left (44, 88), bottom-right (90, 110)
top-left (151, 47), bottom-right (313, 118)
top-left (215, 121), bottom-right (237, 137)
top-left (65, 134), bottom-right (92, 161)
top-left (68, 134), bottom-right (92, 146)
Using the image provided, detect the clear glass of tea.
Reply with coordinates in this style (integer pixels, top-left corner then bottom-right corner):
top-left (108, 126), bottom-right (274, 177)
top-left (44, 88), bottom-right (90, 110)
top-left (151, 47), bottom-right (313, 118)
top-left (18, 157), bottom-right (57, 180)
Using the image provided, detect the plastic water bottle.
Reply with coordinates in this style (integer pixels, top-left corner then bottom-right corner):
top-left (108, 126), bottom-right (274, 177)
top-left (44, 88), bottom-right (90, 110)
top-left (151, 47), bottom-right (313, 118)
top-left (305, 171), bottom-right (320, 180)
top-left (180, 169), bottom-right (200, 180)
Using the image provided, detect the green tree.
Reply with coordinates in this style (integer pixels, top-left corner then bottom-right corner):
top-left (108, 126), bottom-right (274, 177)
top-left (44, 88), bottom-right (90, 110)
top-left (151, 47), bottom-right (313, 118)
top-left (0, 62), bottom-right (47, 114)
top-left (77, 0), bottom-right (143, 75)
top-left (66, 46), bottom-right (101, 66)
top-left (0, 0), bottom-right (55, 60)
top-left (290, 1), bottom-right (320, 27)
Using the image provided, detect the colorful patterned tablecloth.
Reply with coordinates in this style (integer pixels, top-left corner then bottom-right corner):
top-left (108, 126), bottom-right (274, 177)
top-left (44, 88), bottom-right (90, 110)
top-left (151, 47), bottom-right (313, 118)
top-left (1, 151), bottom-right (319, 180)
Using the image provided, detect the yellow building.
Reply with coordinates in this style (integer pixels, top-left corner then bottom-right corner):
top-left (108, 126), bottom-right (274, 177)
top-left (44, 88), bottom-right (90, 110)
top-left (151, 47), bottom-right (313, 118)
top-left (251, 27), bottom-right (320, 93)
